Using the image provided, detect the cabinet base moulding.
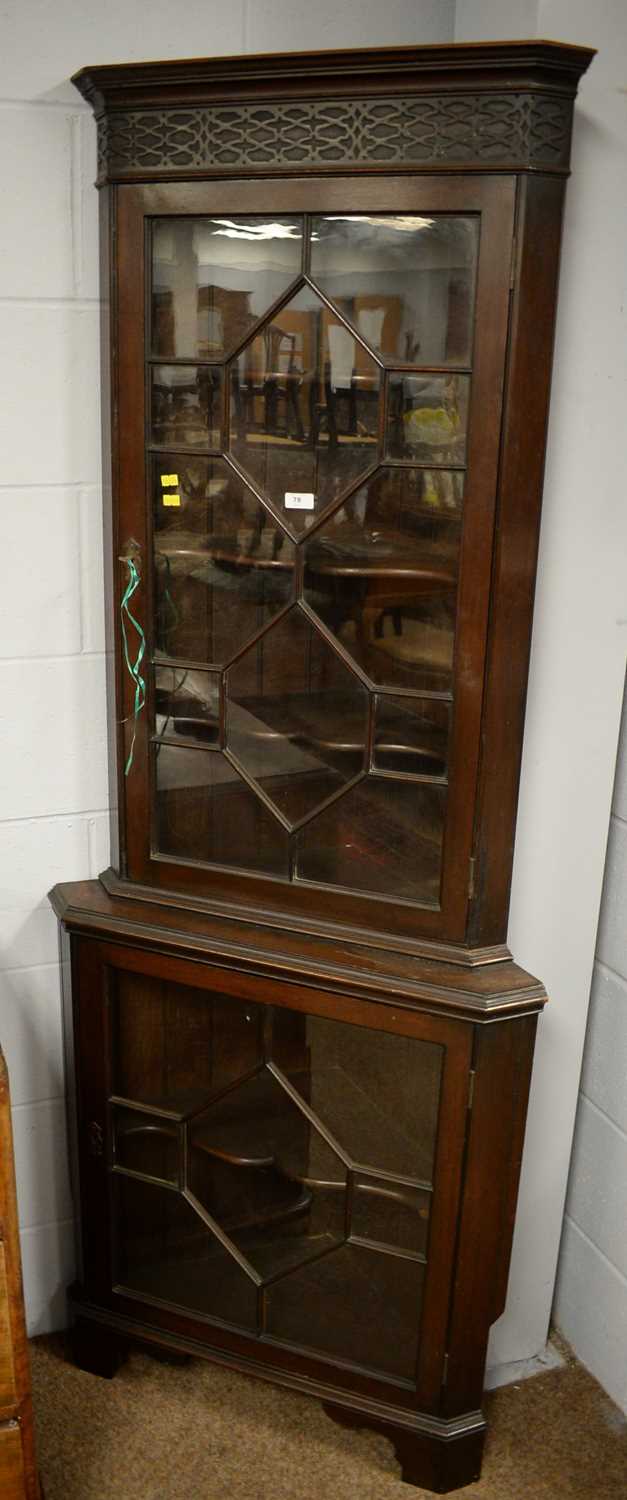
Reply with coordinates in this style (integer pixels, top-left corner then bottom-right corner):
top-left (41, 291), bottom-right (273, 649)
top-left (68, 1294), bottom-right (487, 1494)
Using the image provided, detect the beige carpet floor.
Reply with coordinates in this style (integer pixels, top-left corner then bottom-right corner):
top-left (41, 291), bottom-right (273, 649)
top-left (31, 1334), bottom-right (627, 1500)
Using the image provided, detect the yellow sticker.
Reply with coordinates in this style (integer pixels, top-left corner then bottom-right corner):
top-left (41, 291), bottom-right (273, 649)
top-left (160, 473), bottom-right (179, 487)
top-left (163, 493), bottom-right (181, 507)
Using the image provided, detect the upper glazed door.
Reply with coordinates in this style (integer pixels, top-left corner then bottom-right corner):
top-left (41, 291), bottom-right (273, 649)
top-left (113, 175), bottom-right (515, 945)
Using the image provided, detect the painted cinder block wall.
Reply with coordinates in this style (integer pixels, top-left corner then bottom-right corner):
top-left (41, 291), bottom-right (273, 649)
top-left (455, 1), bottom-right (627, 1407)
top-left (554, 696), bottom-right (627, 1415)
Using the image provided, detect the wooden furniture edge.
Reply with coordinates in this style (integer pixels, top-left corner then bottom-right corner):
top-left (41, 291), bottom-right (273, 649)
top-left (49, 879), bottom-right (547, 1022)
top-left (72, 40), bottom-right (594, 187)
top-left (67, 1287), bottom-right (485, 1440)
top-left (0, 1052), bottom-right (41, 1500)
top-left (72, 40), bottom-right (596, 109)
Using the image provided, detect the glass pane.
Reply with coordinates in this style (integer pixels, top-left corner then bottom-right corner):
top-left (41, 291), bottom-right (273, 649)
top-left (112, 974), bottom-right (264, 1115)
top-left (373, 696), bottom-right (450, 777)
top-left (387, 373), bottom-right (470, 463)
top-left (265, 1242), bottom-right (424, 1380)
top-left (154, 743), bottom-right (289, 877)
top-left (110, 980), bottom-right (442, 1380)
top-left (150, 365), bottom-right (222, 450)
top-left (153, 456), bottom-right (295, 664)
top-left (310, 214), bottom-right (479, 365)
top-left (226, 606), bottom-right (368, 826)
top-left (296, 777), bottom-right (445, 905)
top-left (151, 216), bottom-right (303, 359)
top-left (304, 469), bottom-right (461, 693)
top-left (229, 284), bottom-right (381, 535)
top-left (270, 1011), bottom-right (443, 1181)
top-left (115, 1176), bottom-right (258, 1329)
top-left (112, 1105), bottom-right (180, 1185)
top-left (154, 665), bottom-right (220, 747)
top-left (189, 1069), bottom-right (347, 1281)
top-left (351, 1174), bottom-right (430, 1258)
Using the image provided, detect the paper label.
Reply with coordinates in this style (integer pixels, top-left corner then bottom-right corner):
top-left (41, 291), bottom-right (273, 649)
top-left (162, 493), bottom-right (181, 507)
top-left (160, 473), bottom-right (179, 487)
top-left (285, 491), bottom-right (314, 510)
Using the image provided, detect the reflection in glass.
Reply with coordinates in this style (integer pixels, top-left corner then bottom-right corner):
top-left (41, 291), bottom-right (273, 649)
top-left (154, 744), bottom-right (289, 875)
top-left (265, 1241), bottom-right (424, 1379)
top-left (113, 976), bottom-right (263, 1116)
top-left (189, 1070), bottom-right (347, 1281)
top-left (226, 606), bottom-right (368, 826)
top-left (310, 214), bottom-right (478, 365)
top-left (152, 456), bottom-right (295, 664)
top-left (296, 776), bottom-right (445, 904)
top-left (154, 665), bottom-right (221, 746)
top-left (112, 1105), bottom-right (180, 1185)
top-left (373, 696), bottom-right (450, 777)
top-left (351, 1173), bottom-right (430, 1258)
top-left (150, 365), bottom-right (222, 450)
top-left (229, 284), bottom-right (381, 534)
top-left (303, 468), bottom-right (461, 693)
top-left (110, 978), bottom-right (443, 1381)
top-left (387, 373), bottom-right (470, 463)
top-left (151, 217), bottom-right (303, 359)
top-left (115, 1176), bottom-right (259, 1329)
top-left (272, 1012), bottom-right (443, 1181)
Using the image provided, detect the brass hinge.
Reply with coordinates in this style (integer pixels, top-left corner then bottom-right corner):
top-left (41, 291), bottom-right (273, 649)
top-left (468, 856), bottom-right (476, 900)
top-left (442, 1352), bottom-right (449, 1388)
top-left (468, 1070), bottom-right (476, 1113)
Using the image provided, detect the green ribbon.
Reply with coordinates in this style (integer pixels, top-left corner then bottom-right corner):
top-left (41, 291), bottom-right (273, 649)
top-left (120, 556), bottom-right (146, 776)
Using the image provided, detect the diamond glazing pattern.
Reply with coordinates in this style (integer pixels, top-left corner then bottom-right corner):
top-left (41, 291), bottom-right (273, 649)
top-left (112, 994), bottom-right (437, 1382)
top-left (98, 92), bottom-right (572, 179)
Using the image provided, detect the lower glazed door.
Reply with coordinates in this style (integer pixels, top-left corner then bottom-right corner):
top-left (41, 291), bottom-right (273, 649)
top-left (71, 939), bottom-right (473, 1412)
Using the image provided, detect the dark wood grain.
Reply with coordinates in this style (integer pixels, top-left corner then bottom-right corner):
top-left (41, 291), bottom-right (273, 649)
top-left (99, 186), bottom-right (123, 875)
top-left (442, 1017), bottom-right (538, 1418)
top-left (0, 1050), bottom-right (41, 1499)
top-left (50, 878), bottom-right (547, 1023)
top-left (323, 1401), bottom-right (485, 1491)
top-left (468, 173), bottom-right (569, 947)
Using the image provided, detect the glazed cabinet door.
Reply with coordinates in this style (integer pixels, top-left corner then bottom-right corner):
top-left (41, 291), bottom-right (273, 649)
top-left (110, 174), bottom-right (515, 944)
top-left (71, 938), bottom-right (473, 1411)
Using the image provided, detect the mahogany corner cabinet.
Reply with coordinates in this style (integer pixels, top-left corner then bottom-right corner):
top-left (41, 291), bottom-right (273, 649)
top-left (50, 40), bottom-right (594, 1493)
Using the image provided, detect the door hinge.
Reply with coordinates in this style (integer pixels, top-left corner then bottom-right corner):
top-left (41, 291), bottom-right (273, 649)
top-left (442, 1352), bottom-right (449, 1388)
top-left (468, 856), bottom-right (476, 900)
top-left (468, 1069), bottom-right (476, 1113)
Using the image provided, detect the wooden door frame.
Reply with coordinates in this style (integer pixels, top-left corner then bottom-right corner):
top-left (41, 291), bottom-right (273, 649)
top-left (107, 173), bottom-right (516, 947)
top-left (70, 935), bottom-right (473, 1414)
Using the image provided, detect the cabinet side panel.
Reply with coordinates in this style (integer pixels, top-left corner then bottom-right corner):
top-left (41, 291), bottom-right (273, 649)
top-left (469, 175), bottom-right (567, 947)
top-left (443, 1015), bottom-right (537, 1416)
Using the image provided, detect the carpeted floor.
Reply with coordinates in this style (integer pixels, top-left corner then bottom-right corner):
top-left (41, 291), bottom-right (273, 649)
top-left (30, 1334), bottom-right (626, 1500)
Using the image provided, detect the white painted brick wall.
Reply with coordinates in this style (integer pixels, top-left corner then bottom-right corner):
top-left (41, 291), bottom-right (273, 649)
top-left (554, 686), bottom-right (627, 1414)
top-left (0, 0), bottom-right (454, 1338)
top-left (456, 0), bottom-right (627, 1404)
